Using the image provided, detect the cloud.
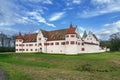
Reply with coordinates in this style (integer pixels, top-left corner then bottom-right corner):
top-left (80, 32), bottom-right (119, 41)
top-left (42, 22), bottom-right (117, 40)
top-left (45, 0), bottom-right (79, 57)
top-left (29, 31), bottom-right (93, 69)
top-left (0, 26), bottom-right (18, 34)
top-left (28, 11), bottom-right (56, 27)
top-left (24, 0), bottom-right (53, 4)
top-left (49, 12), bottom-right (65, 21)
top-left (73, 0), bottom-right (81, 4)
top-left (79, 0), bottom-right (120, 18)
top-left (98, 20), bottom-right (120, 40)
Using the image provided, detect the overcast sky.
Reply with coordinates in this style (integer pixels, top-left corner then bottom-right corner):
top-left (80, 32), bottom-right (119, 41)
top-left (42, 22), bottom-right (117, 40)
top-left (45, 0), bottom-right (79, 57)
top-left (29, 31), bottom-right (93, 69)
top-left (0, 0), bottom-right (120, 40)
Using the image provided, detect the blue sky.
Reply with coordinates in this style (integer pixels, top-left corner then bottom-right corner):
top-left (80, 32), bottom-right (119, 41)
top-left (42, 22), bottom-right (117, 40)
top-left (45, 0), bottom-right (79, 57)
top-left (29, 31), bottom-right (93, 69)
top-left (0, 0), bottom-right (120, 40)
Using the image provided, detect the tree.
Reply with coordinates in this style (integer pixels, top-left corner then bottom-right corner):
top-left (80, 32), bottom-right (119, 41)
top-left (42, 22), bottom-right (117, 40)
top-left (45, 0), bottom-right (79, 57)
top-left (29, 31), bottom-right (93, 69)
top-left (110, 32), bottom-right (120, 51)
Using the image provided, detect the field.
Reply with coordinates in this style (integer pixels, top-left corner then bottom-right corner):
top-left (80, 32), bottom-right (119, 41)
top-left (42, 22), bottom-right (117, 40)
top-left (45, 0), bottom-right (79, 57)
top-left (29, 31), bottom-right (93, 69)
top-left (0, 52), bottom-right (120, 80)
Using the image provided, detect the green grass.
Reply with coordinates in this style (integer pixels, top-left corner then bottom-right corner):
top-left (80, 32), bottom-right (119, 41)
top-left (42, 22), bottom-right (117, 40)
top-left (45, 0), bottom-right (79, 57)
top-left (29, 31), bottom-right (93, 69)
top-left (0, 52), bottom-right (120, 80)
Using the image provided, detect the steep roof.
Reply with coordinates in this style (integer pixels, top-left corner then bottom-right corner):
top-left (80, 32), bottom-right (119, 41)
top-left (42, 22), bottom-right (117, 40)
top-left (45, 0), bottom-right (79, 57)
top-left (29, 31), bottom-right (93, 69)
top-left (92, 34), bottom-right (99, 41)
top-left (88, 32), bottom-right (99, 41)
top-left (67, 24), bottom-right (76, 34)
top-left (17, 32), bottom-right (23, 39)
top-left (82, 31), bottom-right (87, 39)
top-left (23, 33), bottom-right (38, 43)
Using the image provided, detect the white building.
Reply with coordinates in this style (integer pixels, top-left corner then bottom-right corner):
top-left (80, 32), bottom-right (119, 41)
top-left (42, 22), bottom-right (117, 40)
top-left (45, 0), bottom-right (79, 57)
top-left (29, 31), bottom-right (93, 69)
top-left (15, 24), bottom-right (106, 54)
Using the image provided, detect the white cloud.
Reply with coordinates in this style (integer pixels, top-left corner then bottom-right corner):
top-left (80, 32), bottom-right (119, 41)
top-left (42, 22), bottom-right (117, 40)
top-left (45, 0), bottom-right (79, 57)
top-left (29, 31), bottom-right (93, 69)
top-left (98, 20), bottom-right (120, 40)
top-left (79, 0), bottom-right (120, 18)
top-left (28, 11), bottom-right (56, 27)
top-left (73, 0), bottom-right (81, 4)
top-left (25, 0), bottom-right (52, 4)
top-left (49, 12), bottom-right (65, 21)
top-left (79, 26), bottom-right (85, 31)
top-left (0, 26), bottom-right (18, 34)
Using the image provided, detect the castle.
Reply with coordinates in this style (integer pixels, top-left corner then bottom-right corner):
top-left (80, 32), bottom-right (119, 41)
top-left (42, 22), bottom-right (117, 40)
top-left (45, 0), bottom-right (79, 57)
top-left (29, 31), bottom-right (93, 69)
top-left (15, 24), bottom-right (106, 54)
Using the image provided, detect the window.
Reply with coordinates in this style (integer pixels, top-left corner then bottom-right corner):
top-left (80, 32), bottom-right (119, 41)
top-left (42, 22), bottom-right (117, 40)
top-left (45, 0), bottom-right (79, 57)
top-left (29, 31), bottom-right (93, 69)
top-left (19, 40), bottom-right (22, 42)
top-left (51, 43), bottom-right (53, 45)
top-left (81, 48), bottom-right (85, 51)
top-left (29, 44), bottom-right (33, 46)
top-left (82, 43), bottom-right (84, 46)
top-left (19, 44), bottom-right (22, 46)
top-left (16, 44), bottom-right (18, 46)
top-left (44, 43), bottom-right (47, 46)
top-left (19, 49), bottom-right (23, 51)
top-left (26, 49), bottom-right (28, 51)
top-left (35, 44), bottom-right (37, 46)
top-left (71, 35), bottom-right (74, 37)
top-left (66, 41), bottom-right (69, 45)
top-left (47, 43), bottom-right (49, 46)
top-left (55, 42), bottom-right (59, 45)
top-left (16, 49), bottom-right (18, 51)
top-left (39, 43), bottom-right (41, 46)
top-left (76, 42), bottom-right (77, 44)
top-left (78, 42), bottom-right (80, 45)
top-left (35, 49), bottom-right (37, 51)
top-left (39, 38), bottom-right (41, 40)
top-left (66, 35), bottom-right (69, 37)
top-left (31, 49), bottom-right (33, 51)
top-left (61, 42), bottom-right (65, 45)
top-left (71, 41), bottom-right (75, 44)
top-left (26, 44), bottom-right (28, 46)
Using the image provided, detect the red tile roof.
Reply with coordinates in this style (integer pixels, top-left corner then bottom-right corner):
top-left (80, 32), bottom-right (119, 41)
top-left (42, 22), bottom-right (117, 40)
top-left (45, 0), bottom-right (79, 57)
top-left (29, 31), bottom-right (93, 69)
top-left (17, 32), bottom-right (23, 39)
top-left (16, 25), bottom-right (77, 42)
top-left (23, 33), bottom-right (38, 43)
top-left (67, 24), bottom-right (76, 34)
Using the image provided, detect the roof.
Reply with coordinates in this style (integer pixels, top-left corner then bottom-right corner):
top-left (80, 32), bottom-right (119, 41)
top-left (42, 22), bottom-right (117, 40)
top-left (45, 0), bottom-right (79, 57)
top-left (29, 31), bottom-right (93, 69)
top-left (41, 24), bottom-right (76, 41)
top-left (67, 24), bottom-right (76, 34)
top-left (23, 33), bottom-right (38, 43)
top-left (46, 29), bottom-right (68, 41)
top-left (82, 31), bottom-right (87, 39)
top-left (92, 34), bottom-right (99, 41)
top-left (16, 24), bottom-right (77, 42)
top-left (17, 32), bottom-right (23, 39)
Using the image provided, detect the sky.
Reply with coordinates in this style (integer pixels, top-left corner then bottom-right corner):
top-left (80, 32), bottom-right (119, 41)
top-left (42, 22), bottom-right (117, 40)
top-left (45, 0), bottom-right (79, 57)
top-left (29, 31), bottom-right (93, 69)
top-left (0, 0), bottom-right (120, 40)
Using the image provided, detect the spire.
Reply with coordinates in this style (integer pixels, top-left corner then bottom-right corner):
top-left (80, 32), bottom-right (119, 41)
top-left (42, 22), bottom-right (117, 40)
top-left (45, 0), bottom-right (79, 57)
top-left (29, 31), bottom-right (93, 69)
top-left (82, 31), bottom-right (87, 39)
top-left (67, 24), bottom-right (76, 34)
top-left (17, 32), bottom-right (23, 39)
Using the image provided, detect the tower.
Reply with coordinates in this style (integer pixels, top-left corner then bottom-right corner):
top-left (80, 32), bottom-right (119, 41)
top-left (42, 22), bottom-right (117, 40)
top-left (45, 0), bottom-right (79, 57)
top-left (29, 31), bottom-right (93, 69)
top-left (65, 24), bottom-right (78, 54)
top-left (16, 32), bottom-right (23, 52)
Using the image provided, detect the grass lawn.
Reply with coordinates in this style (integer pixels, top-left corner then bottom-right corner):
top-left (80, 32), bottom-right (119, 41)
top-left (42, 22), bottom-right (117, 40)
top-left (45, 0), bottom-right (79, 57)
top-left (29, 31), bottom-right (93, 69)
top-left (0, 52), bottom-right (120, 80)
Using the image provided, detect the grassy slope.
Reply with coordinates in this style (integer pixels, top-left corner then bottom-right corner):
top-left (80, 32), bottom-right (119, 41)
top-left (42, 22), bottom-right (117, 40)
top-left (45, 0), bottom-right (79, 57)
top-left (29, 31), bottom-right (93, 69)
top-left (0, 52), bottom-right (120, 80)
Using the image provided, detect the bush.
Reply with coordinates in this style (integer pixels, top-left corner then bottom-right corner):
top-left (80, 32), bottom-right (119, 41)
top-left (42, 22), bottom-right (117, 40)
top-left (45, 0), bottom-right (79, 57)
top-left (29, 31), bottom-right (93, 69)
top-left (0, 47), bottom-right (15, 52)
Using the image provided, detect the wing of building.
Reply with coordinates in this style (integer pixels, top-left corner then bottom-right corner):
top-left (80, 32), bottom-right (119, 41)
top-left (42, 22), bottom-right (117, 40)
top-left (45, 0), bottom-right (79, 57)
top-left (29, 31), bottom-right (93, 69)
top-left (15, 24), bottom-right (107, 54)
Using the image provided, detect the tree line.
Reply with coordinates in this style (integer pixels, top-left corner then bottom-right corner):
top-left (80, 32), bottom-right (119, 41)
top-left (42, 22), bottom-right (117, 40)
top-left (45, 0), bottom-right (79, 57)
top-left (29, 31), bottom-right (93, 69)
top-left (0, 32), bottom-right (17, 52)
top-left (100, 32), bottom-right (120, 51)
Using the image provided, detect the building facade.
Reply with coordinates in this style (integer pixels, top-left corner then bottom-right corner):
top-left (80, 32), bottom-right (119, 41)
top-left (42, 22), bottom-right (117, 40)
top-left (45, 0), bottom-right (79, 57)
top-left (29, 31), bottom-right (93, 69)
top-left (15, 24), bottom-right (106, 54)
